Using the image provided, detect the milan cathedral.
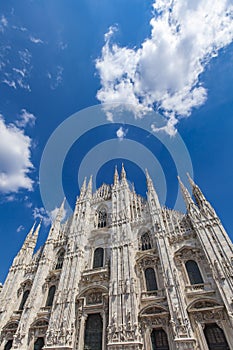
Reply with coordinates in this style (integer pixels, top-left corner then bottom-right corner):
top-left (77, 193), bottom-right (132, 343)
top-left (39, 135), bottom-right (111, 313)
top-left (0, 166), bottom-right (232, 350)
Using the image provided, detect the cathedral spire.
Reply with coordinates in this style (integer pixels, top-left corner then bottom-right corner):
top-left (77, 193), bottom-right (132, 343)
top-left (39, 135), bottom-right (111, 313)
top-left (86, 175), bottom-right (93, 198)
top-left (33, 219), bottom-right (42, 242)
top-left (13, 221), bottom-right (37, 265)
top-left (121, 163), bottom-right (127, 181)
top-left (145, 168), bottom-right (153, 189)
top-left (21, 221), bottom-right (36, 250)
top-left (79, 177), bottom-right (87, 200)
top-left (178, 176), bottom-right (197, 212)
top-left (187, 173), bottom-right (207, 205)
top-left (145, 169), bottom-right (160, 208)
top-left (55, 197), bottom-right (66, 222)
top-left (187, 173), bottom-right (216, 215)
top-left (114, 165), bottom-right (119, 186)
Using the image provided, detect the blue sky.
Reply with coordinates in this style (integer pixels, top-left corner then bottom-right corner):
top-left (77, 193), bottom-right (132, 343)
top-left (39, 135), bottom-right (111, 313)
top-left (0, 0), bottom-right (233, 282)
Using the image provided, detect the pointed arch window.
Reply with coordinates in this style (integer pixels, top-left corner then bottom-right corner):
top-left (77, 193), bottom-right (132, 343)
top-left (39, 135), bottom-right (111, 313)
top-left (185, 260), bottom-right (204, 285)
top-left (151, 328), bottom-right (169, 350)
top-left (34, 337), bottom-right (44, 350)
top-left (45, 285), bottom-right (56, 307)
top-left (204, 323), bottom-right (229, 350)
top-left (55, 249), bottom-right (65, 270)
top-left (93, 248), bottom-right (104, 269)
top-left (145, 268), bottom-right (158, 291)
top-left (98, 208), bottom-right (107, 228)
top-left (84, 313), bottom-right (103, 350)
top-left (19, 289), bottom-right (30, 310)
top-left (141, 231), bottom-right (152, 250)
top-left (4, 340), bottom-right (13, 350)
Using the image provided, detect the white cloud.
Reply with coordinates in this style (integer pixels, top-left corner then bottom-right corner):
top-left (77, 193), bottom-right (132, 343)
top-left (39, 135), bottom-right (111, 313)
top-left (0, 15), bottom-right (8, 32)
top-left (33, 206), bottom-right (67, 227)
top-left (58, 41), bottom-right (67, 50)
top-left (2, 79), bottom-right (16, 89)
top-left (116, 126), bottom-right (127, 141)
top-left (47, 65), bottom-right (64, 89)
top-left (17, 225), bottom-right (24, 233)
top-left (0, 116), bottom-right (34, 193)
top-left (15, 109), bottom-right (36, 128)
top-left (1, 47), bottom-right (32, 91)
top-left (96, 0), bottom-right (233, 134)
top-left (33, 207), bottom-right (51, 227)
top-left (29, 36), bottom-right (44, 44)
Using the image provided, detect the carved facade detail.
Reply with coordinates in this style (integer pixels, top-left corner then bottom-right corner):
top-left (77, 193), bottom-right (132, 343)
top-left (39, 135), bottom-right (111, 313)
top-left (0, 169), bottom-right (232, 349)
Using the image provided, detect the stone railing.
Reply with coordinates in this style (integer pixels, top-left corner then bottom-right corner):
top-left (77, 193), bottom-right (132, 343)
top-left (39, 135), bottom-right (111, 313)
top-left (141, 289), bottom-right (165, 299)
top-left (185, 282), bottom-right (213, 294)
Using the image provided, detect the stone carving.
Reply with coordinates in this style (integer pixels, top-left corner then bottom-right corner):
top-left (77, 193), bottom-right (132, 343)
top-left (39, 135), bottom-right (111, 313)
top-left (0, 172), bottom-right (232, 349)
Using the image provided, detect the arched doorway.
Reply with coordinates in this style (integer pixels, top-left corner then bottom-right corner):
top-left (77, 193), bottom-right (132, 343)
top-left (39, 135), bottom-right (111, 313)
top-left (151, 328), bottom-right (169, 350)
top-left (4, 340), bottom-right (13, 350)
top-left (204, 323), bottom-right (230, 350)
top-left (34, 337), bottom-right (44, 350)
top-left (84, 313), bottom-right (103, 350)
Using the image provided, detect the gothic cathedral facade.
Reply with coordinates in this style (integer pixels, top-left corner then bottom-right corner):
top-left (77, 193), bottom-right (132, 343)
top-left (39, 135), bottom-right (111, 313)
top-left (0, 167), bottom-right (233, 350)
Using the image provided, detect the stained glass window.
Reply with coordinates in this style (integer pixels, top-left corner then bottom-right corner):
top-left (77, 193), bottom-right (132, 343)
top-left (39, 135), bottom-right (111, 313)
top-left (19, 289), bottom-right (30, 310)
top-left (84, 314), bottom-right (103, 350)
top-left (185, 260), bottom-right (204, 285)
top-left (145, 268), bottom-right (158, 291)
top-left (46, 285), bottom-right (56, 307)
top-left (55, 249), bottom-right (65, 269)
top-left (204, 323), bottom-right (229, 350)
top-left (141, 232), bottom-right (152, 250)
top-left (151, 329), bottom-right (169, 350)
top-left (93, 248), bottom-right (104, 269)
top-left (34, 337), bottom-right (44, 350)
top-left (4, 340), bottom-right (13, 350)
top-left (98, 209), bottom-right (107, 228)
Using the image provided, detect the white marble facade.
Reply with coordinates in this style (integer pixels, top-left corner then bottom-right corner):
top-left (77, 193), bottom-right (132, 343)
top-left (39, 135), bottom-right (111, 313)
top-left (0, 166), bottom-right (232, 350)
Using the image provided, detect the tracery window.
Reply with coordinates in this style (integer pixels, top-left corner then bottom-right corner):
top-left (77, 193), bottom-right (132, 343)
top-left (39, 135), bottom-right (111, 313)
top-left (19, 289), bottom-right (30, 310)
top-left (151, 328), bottom-right (169, 350)
top-left (4, 340), bottom-right (13, 350)
top-left (45, 285), bottom-right (56, 307)
top-left (55, 249), bottom-right (65, 270)
top-left (98, 208), bottom-right (107, 228)
top-left (93, 248), bottom-right (104, 269)
top-left (141, 231), bottom-right (152, 250)
top-left (185, 260), bottom-right (204, 285)
top-left (204, 323), bottom-right (229, 350)
top-left (145, 267), bottom-right (158, 291)
top-left (34, 337), bottom-right (44, 350)
top-left (84, 313), bottom-right (103, 350)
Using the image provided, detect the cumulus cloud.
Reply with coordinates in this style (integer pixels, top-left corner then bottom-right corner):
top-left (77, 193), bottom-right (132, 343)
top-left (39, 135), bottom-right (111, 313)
top-left (15, 109), bottom-right (36, 128)
top-left (96, 0), bottom-right (233, 135)
top-left (116, 126), bottom-right (127, 141)
top-left (0, 116), bottom-right (34, 193)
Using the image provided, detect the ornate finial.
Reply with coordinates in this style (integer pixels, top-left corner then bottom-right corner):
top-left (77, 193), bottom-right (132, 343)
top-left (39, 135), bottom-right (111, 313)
top-left (121, 163), bottom-right (126, 180)
top-left (177, 176), bottom-right (195, 209)
top-left (79, 177), bottom-right (87, 199)
top-left (145, 168), bottom-right (154, 188)
top-left (114, 165), bottom-right (119, 186)
top-left (87, 175), bottom-right (93, 197)
top-left (187, 173), bottom-right (195, 187)
top-left (132, 182), bottom-right (136, 193)
top-left (54, 198), bottom-right (66, 223)
top-left (33, 219), bottom-right (42, 238)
